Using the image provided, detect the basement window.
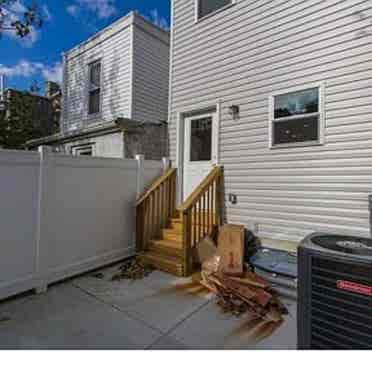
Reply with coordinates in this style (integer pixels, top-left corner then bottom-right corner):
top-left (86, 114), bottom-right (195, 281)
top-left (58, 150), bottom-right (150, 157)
top-left (196, 0), bottom-right (233, 20)
top-left (269, 84), bottom-right (325, 148)
top-left (73, 145), bottom-right (94, 156)
top-left (87, 60), bottom-right (101, 116)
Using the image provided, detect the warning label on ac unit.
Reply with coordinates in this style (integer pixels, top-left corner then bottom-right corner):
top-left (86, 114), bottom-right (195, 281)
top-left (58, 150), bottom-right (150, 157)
top-left (337, 280), bottom-right (372, 297)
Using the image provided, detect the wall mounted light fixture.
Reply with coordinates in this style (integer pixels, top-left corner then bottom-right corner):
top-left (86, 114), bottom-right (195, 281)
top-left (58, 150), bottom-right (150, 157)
top-left (229, 105), bottom-right (240, 119)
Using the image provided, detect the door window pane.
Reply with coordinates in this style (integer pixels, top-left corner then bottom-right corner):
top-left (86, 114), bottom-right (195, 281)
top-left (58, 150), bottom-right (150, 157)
top-left (198, 0), bottom-right (231, 19)
top-left (273, 116), bottom-right (319, 145)
top-left (190, 117), bottom-right (212, 161)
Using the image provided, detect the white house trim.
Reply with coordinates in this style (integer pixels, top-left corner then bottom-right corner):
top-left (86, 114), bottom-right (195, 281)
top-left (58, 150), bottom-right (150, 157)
top-left (176, 102), bottom-right (221, 204)
top-left (268, 81), bottom-right (326, 149)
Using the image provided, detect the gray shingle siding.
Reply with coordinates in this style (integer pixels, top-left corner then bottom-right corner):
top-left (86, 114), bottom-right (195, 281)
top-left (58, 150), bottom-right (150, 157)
top-left (169, 0), bottom-right (372, 242)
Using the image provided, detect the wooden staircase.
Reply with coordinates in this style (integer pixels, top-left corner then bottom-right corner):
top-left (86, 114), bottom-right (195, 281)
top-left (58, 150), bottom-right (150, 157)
top-left (136, 166), bottom-right (223, 277)
top-left (141, 214), bottom-right (184, 276)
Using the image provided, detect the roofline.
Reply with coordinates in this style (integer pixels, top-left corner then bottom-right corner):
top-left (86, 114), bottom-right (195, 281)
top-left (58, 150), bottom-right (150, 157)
top-left (25, 117), bottom-right (161, 148)
top-left (64, 11), bottom-right (170, 59)
top-left (5, 88), bottom-right (51, 101)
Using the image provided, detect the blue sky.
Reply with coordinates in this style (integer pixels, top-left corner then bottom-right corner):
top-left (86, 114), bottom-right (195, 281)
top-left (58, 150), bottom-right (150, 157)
top-left (0, 0), bottom-right (170, 93)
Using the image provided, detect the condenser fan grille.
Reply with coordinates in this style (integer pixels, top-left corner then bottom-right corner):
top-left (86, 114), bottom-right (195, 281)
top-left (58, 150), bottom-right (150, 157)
top-left (310, 257), bottom-right (372, 349)
top-left (311, 235), bottom-right (372, 256)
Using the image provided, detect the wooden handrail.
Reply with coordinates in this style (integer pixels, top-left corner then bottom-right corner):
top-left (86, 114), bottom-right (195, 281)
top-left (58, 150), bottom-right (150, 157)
top-left (136, 168), bottom-right (176, 206)
top-left (179, 166), bottom-right (223, 275)
top-left (136, 167), bottom-right (177, 252)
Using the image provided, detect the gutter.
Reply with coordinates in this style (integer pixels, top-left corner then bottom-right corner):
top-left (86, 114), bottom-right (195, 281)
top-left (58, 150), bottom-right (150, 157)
top-left (25, 117), bottom-right (144, 149)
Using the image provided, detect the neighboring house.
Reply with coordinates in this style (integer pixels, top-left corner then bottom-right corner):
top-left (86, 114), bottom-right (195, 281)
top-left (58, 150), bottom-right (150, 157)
top-left (27, 11), bottom-right (170, 160)
top-left (45, 81), bottom-right (62, 126)
top-left (0, 87), bottom-right (58, 149)
top-left (168, 0), bottom-right (372, 249)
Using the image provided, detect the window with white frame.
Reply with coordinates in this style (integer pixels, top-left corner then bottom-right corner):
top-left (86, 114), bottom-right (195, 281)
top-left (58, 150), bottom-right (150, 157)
top-left (73, 145), bottom-right (94, 156)
top-left (197, 0), bottom-right (233, 20)
top-left (87, 60), bottom-right (101, 115)
top-left (270, 85), bottom-right (324, 147)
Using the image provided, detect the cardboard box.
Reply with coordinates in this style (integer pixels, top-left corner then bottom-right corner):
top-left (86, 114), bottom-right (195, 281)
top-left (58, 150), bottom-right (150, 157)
top-left (217, 224), bottom-right (245, 276)
top-left (196, 236), bottom-right (217, 264)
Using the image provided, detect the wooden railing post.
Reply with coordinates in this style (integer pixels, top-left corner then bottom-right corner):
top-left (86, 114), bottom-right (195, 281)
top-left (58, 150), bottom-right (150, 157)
top-left (177, 166), bottom-right (223, 276)
top-left (136, 154), bottom-right (145, 198)
top-left (162, 157), bottom-right (170, 173)
top-left (182, 210), bottom-right (192, 276)
top-left (136, 168), bottom-right (177, 254)
top-left (136, 203), bottom-right (144, 252)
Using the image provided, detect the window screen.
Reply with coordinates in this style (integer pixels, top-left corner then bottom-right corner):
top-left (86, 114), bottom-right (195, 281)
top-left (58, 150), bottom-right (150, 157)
top-left (272, 87), bottom-right (321, 146)
top-left (198, 0), bottom-right (232, 19)
top-left (190, 117), bottom-right (212, 161)
top-left (88, 61), bottom-right (101, 115)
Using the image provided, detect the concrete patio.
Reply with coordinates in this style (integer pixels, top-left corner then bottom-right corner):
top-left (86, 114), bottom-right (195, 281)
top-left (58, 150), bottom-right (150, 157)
top-left (0, 262), bottom-right (297, 349)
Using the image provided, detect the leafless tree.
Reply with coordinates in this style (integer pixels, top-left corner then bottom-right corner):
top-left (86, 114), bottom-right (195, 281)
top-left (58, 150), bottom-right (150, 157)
top-left (0, 0), bottom-right (42, 38)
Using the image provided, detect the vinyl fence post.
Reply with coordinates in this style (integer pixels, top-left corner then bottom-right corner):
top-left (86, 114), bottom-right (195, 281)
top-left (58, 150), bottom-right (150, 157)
top-left (162, 157), bottom-right (170, 173)
top-left (136, 154), bottom-right (145, 198)
top-left (35, 145), bottom-right (53, 294)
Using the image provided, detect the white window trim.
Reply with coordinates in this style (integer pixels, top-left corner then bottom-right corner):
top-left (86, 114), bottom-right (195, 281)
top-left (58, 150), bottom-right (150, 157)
top-left (176, 101), bottom-right (221, 205)
top-left (86, 59), bottom-right (103, 119)
top-left (73, 144), bottom-right (96, 156)
top-left (195, 0), bottom-right (236, 23)
top-left (268, 82), bottom-right (325, 149)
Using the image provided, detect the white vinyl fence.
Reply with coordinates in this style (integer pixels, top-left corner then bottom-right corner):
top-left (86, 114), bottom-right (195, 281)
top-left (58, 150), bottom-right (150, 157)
top-left (0, 147), bottom-right (164, 301)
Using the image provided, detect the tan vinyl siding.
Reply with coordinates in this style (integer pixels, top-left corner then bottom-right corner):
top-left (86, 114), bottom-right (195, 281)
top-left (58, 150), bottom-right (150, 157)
top-left (169, 0), bottom-right (372, 242)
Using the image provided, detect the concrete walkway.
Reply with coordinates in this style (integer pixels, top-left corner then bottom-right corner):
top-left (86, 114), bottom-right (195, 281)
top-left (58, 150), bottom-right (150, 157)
top-left (0, 262), bottom-right (297, 349)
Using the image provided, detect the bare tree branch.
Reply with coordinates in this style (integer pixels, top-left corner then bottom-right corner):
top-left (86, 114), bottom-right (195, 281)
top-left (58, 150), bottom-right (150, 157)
top-left (0, 0), bottom-right (43, 38)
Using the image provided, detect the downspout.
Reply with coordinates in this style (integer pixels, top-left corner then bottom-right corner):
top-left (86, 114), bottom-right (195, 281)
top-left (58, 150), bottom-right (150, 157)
top-left (60, 52), bottom-right (68, 134)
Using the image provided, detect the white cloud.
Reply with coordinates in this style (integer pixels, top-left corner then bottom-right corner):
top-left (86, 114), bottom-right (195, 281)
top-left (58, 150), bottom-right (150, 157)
top-left (0, 60), bottom-right (42, 78)
top-left (2, 26), bottom-right (40, 48)
top-left (67, 0), bottom-right (117, 19)
top-left (149, 9), bottom-right (169, 30)
top-left (42, 62), bottom-right (63, 83)
top-left (0, 1), bottom-right (52, 47)
top-left (8, 2), bottom-right (27, 14)
top-left (42, 4), bottom-right (52, 22)
top-left (0, 60), bottom-right (62, 84)
top-left (66, 4), bottom-right (80, 17)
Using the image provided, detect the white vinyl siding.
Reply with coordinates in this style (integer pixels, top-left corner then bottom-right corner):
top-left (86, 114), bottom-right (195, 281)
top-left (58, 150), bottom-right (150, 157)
top-left (63, 20), bottom-right (132, 131)
top-left (132, 17), bottom-right (170, 123)
top-left (169, 0), bottom-right (372, 242)
top-left (62, 12), bottom-right (170, 132)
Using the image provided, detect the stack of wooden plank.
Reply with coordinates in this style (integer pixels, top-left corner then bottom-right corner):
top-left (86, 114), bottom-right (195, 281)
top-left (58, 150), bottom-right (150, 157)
top-left (199, 270), bottom-right (287, 321)
top-left (196, 224), bottom-right (287, 322)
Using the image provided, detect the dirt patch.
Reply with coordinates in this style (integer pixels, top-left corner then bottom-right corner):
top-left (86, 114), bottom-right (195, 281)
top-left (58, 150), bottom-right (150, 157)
top-left (111, 257), bottom-right (154, 281)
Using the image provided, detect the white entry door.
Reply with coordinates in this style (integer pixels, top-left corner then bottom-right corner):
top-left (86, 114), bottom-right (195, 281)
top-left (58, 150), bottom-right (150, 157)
top-left (183, 112), bottom-right (218, 200)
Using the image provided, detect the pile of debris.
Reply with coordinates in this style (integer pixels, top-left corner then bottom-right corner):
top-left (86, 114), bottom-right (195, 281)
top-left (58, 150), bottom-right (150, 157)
top-left (112, 257), bottom-right (154, 281)
top-left (196, 224), bottom-right (287, 323)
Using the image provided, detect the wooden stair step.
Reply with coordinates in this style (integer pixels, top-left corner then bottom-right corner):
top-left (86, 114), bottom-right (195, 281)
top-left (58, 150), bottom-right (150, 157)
top-left (149, 239), bottom-right (184, 258)
top-left (162, 228), bottom-right (182, 242)
top-left (170, 218), bottom-right (182, 231)
top-left (170, 217), bottom-right (215, 229)
top-left (140, 252), bottom-right (184, 277)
